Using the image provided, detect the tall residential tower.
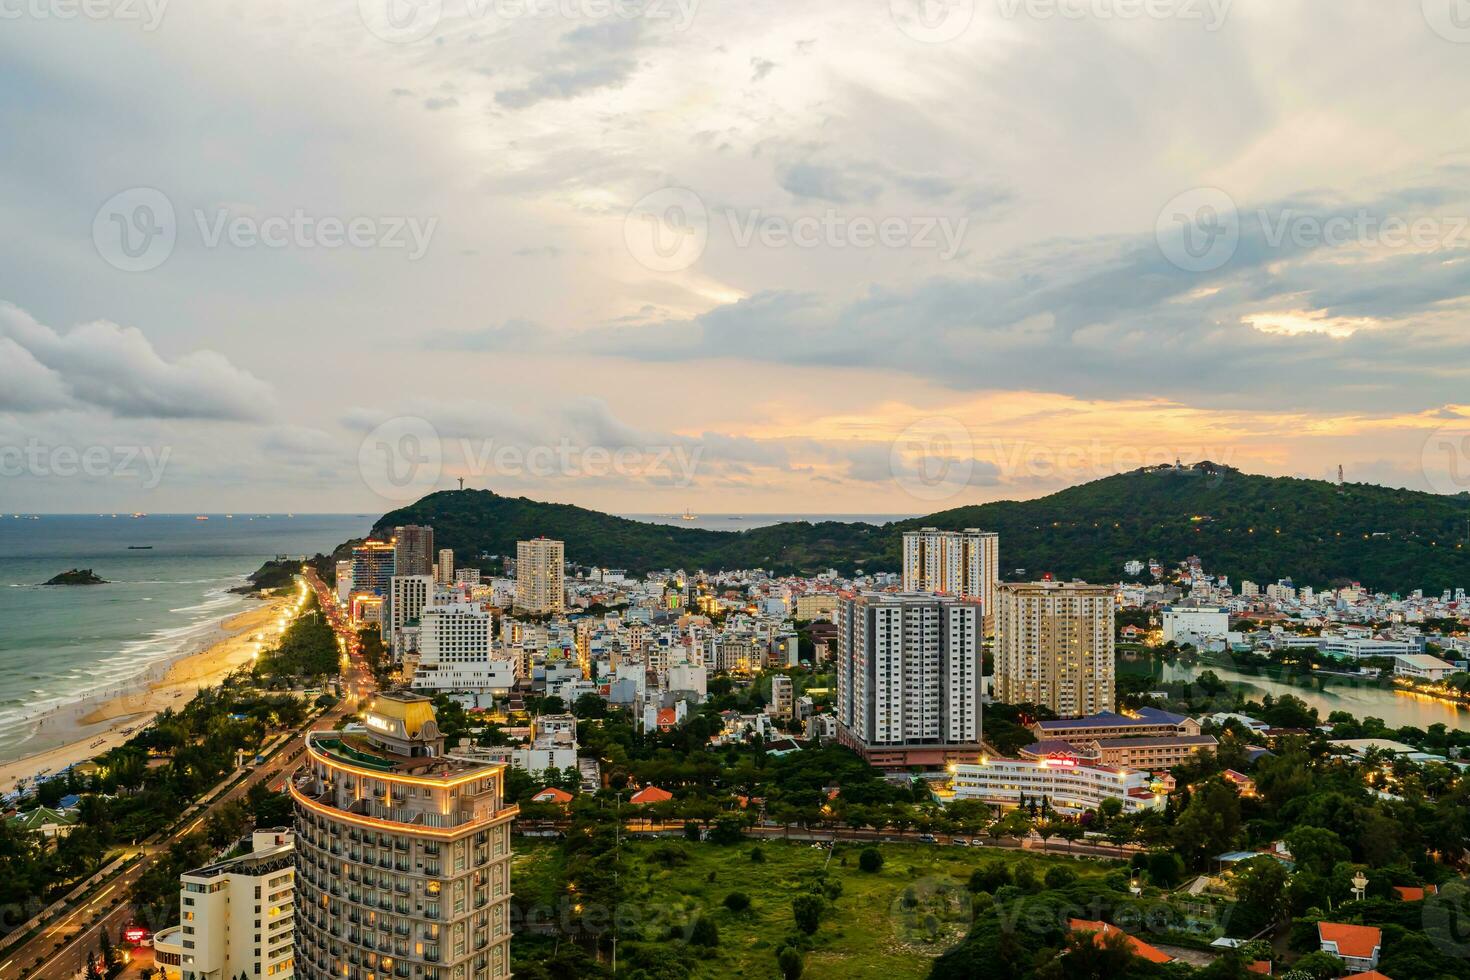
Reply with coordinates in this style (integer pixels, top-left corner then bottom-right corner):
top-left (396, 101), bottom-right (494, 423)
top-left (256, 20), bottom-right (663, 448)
top-left (515, 538), bottom-right (565, 614)
top-left (994, 581), bottom-right (1115, 717)
top-left (834, 592), bottom-right (981, 768)
top-left (901, 527), bottom-right (999, 626)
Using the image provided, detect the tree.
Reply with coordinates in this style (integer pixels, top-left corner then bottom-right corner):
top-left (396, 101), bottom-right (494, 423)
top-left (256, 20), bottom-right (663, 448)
top-left (723, 891), bottom-right (751, 913)
top-left (792, 894), bottom-right (824, 935)
top-left (1283, 826), bottom-right (1349, 878)
top-left (1173, 779), bottom-right (1242, 866)
top-left (858, 847), bottom-right (884, 873)
top-left (1287, 950), bottom-right (1344, 979)
top-left (688, 915), bottom-right (719, 947)
top-left (776, 946), bottom-right (804, 980)
top-left (1228, 857), bottom-right (1289, 936)
top-left (968, 862), bottom-right (1010, 894)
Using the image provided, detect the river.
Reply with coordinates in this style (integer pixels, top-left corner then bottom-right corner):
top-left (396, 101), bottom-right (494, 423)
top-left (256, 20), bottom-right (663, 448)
top-left (1134, 658), bottom-right (1470, 731)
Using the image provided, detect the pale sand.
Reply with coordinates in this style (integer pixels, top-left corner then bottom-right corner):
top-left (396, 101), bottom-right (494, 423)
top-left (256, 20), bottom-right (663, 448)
top-left (0, 596), bottom-right (294, 796)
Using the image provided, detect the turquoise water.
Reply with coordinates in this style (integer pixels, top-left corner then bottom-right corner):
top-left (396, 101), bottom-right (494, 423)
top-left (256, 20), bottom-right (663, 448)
top-left (0, 513), bottom-right (365, 758)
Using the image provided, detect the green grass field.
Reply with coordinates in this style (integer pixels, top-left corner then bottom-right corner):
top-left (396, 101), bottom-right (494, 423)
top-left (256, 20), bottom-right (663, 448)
top-left (510, 837), bottom-right (1123, 978)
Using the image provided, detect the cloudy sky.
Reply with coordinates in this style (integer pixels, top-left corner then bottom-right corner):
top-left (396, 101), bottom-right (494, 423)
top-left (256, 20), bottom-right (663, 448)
top-left (5, 0), bottom-right (1470, 515)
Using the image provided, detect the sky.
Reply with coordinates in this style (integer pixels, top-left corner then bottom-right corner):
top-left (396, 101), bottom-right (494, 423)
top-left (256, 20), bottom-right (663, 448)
top-left (5, 0), bottom-right (1470, 515)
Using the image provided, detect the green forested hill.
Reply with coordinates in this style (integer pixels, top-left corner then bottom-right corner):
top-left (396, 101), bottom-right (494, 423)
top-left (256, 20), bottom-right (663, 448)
top-left (368, 463), bottom-right (1470, 593)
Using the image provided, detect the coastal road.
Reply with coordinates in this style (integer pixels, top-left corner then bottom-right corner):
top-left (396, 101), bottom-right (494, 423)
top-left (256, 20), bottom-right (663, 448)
top-left (0, 683), bottom-right (361, 979)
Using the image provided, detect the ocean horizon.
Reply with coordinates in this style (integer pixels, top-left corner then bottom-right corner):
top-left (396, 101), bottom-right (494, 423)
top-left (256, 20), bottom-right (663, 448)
top-left (0, 513), bottom-right (366, 762)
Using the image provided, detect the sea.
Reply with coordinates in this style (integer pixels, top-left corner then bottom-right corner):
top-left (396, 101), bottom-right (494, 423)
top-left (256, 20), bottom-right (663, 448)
top-left (0, 511), bottom-right (905, 763)
top-left (0, 513), bottom-right (368, 761)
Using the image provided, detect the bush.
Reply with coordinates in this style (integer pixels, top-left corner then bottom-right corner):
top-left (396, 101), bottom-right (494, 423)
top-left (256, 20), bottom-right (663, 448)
top-left (724, 891), bottom-right (751, 913)
top-left (858, 847), bottom-right (884, 873)
top-left (1043, 867), bottom-right (1077, 889)
top-left (969, 862), bottom-right (1011, 894)
top-left (792, 895), bottom-right (824, 935)
top-left (776, 946), bottom-right (804, 980)
top-left (688, 915), bottom-right (720, 948)
top-left (749, 847), bottom-right (766, 863)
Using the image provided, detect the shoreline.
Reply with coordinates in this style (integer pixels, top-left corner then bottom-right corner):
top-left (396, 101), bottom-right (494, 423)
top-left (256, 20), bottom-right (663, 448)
top-left (0, 594), bottom-right (293, 797)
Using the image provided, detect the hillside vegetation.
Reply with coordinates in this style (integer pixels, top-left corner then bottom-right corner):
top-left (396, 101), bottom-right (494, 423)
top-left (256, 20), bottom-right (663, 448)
top-left (368, 463), bottom-right (1470, 592)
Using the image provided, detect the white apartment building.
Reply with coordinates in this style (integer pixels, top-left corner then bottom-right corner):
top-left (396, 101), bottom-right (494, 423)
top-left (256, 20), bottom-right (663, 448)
top-left (516, 538), bottom-right (566, 614)
top-left (335, 561), bottom-right (353, 606)
top-left (435, 548), bottom-right (455, 586)
top-left (994, 581), bottom-right (1116, 718)
top-left (901, 528), bottom-right (1000, 620)
top-left (1161, 605), bottom-right (1230, 646)
top-left (769, 674), bottom-right (794, 718)
top-left (388, 575), bottom-right (433, 659)
top-left (153, 829), bottom-right (296, 980)
top-left (1394, 654), bottom-right (1458, 680)
top-left (835, 592), bottom-right (982, 768)
top-left (412, 602), bottom-right (518, 692)
top-left (950, 756), bottom-right (1167, 815)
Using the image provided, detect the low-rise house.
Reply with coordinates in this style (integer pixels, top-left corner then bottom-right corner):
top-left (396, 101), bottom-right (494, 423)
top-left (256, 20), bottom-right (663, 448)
top-left (1067, 920), bottom-right (1173, 964)
top-left (531, 787), bottom-right (574, 805)
top-left (6, 806), bottom-right (79, 839)
top-left (628, 785), bottom-right (673, 805)
top-left (1318, 923), bottom-right (1382, 973)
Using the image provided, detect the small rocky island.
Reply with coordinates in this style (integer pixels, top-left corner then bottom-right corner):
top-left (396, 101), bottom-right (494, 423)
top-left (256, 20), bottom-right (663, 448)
top-left (44, 568), bottom-right (108, 585)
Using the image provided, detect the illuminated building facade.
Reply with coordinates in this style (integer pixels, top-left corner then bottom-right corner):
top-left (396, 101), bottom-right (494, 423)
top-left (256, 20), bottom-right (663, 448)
top-left (994, 581), bottom-right (1115, 717)
top-left (153, 829), bottom-right (296, 980)
top-left (352, 541), bottom-right (398, 599)
top-left (835, 592), bottom-right (982, 768)
top-left (950, 755), bottom-right (1168, 814)
top-left (290, 692), bottom-right (516, 980)
top-left (901, 527), bottom-right (999, 624)
top-left (515, 538), bottom-right (565, 614)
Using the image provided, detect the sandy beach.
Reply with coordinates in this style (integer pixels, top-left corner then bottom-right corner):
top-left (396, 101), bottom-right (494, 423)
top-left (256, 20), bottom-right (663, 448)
top-left (0, 595), bottom-right (294, 796)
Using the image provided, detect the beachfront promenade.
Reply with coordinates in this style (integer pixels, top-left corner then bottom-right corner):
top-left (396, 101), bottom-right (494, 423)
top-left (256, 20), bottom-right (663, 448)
top-left (0, 572), bottom-right (371, 980)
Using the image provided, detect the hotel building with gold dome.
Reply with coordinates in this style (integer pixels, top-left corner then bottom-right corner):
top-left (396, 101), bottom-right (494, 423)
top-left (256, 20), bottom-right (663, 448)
top-left (289, 691), bottom-right (516, 980)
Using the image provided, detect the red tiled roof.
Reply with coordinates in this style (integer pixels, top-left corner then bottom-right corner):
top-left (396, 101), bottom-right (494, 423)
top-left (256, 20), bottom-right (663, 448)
top-left (1318, 923), bottom-right (1382, 960)
top-left (531, 787), bottom-right (573, 804)
top-left (1341, 972), bottom-right (1392, 980)
top-left (1067, 920), bottom-right (1173, 964)
top-left (1392, 885), bottom-right (1436, 901)
top-left (1246, 961), bottom-right (1272, 975)
top-left (629, 786), bottom-right (673, 805)
top-left (656, 708), bottom-right (677, 728)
